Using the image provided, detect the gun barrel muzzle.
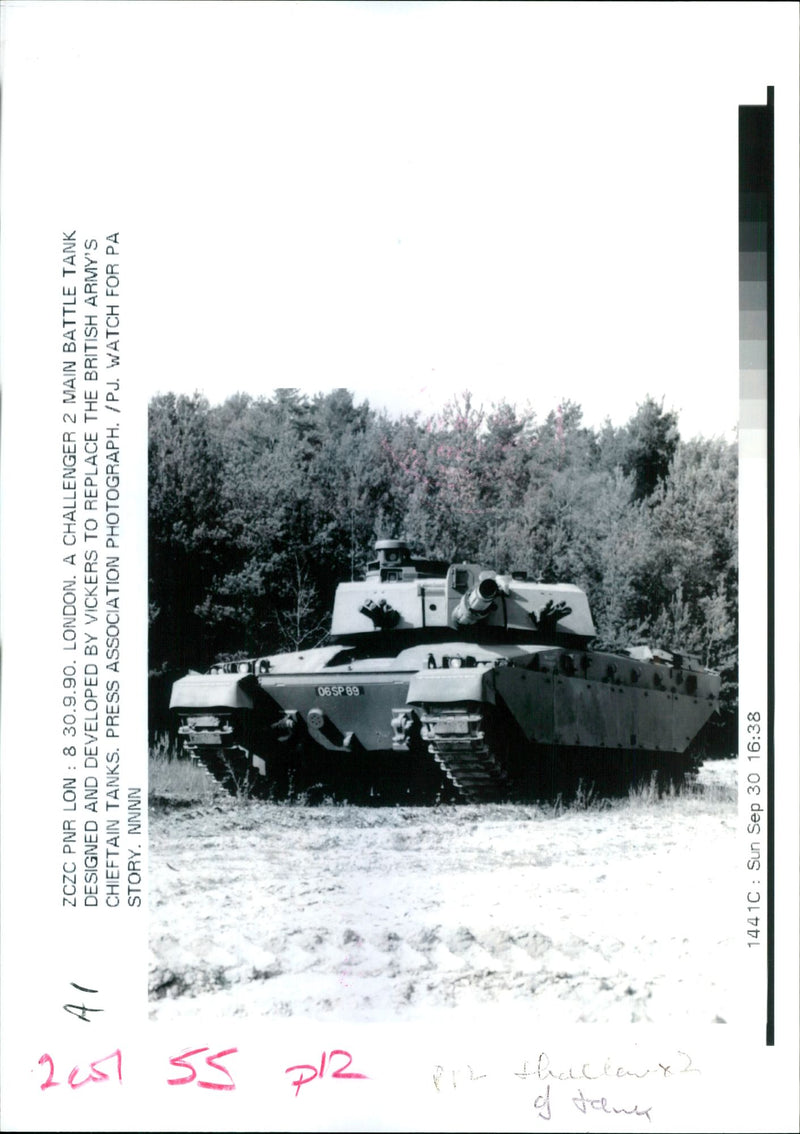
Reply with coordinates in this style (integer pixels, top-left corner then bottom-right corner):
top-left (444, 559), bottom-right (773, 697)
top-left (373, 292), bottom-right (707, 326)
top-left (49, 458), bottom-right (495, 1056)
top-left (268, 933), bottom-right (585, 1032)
top-left (453, 572), bottom-right (499, 626)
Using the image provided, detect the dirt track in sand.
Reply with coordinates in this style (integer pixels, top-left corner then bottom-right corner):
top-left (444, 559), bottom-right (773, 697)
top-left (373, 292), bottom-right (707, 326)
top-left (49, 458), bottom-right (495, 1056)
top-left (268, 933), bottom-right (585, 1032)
top-left (149, 761), bottom-right (737, 1026)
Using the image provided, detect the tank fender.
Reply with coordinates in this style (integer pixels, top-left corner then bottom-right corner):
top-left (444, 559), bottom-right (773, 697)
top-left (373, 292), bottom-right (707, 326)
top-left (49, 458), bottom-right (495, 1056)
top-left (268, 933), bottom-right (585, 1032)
top-left (170, 672), bottom-right (260, 711)
top-left (406, 667), bottom-right (496, 706)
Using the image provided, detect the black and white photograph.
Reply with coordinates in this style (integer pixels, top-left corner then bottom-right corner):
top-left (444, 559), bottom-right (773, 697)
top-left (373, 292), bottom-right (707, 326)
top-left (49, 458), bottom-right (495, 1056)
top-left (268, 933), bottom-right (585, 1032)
top-left (1, 3), bottom-right (798, 1131)
top-left (148, 385), bottom-right (739, 1029)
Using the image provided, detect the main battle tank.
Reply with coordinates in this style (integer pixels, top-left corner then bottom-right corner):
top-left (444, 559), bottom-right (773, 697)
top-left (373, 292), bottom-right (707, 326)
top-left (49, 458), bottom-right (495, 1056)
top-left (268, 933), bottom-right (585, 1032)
top-left (170, 540), bottom-right (720, 802)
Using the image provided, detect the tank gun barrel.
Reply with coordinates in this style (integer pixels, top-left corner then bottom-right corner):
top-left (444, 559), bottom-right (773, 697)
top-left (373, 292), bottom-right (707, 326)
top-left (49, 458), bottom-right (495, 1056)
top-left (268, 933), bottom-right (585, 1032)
top-left (453, 571), bottom-right (499, 627)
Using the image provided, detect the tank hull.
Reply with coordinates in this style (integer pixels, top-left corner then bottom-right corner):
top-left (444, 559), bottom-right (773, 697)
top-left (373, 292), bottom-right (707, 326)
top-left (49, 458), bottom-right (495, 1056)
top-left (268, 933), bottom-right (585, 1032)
top-left (170, 641), bottom-right (719, 803)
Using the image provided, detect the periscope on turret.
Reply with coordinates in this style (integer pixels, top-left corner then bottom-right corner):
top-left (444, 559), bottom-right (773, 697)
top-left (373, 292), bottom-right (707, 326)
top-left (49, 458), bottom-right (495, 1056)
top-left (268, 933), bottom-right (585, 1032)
top-left (170, 541), bottom-right (720, 804)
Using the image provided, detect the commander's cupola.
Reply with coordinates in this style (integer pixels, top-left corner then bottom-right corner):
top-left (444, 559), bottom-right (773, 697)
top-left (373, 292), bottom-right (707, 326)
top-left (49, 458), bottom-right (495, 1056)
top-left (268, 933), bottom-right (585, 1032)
top-left (366, 540), bottom-right (415, 582)
top-left (365, 541), bottom-right (449, 583)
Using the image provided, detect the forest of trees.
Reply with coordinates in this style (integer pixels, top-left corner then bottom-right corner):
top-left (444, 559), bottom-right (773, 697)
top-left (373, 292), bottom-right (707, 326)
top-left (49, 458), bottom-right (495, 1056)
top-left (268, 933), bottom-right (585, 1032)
top-left (149, 388), bottom-right (738, 748)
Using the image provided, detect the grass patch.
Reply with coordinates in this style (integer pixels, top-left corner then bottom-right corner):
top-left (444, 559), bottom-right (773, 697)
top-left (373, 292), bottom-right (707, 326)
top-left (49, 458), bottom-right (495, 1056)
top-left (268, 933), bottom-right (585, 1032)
top-left (149, 734), bottom-right (220, 806)
top-left (148, 744), bottom-right (736, 822)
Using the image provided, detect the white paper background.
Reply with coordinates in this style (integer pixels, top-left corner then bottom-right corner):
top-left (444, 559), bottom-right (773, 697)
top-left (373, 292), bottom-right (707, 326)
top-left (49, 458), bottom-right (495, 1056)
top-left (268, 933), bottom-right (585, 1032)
top-left (1, 1), bottom-right (798, 1130)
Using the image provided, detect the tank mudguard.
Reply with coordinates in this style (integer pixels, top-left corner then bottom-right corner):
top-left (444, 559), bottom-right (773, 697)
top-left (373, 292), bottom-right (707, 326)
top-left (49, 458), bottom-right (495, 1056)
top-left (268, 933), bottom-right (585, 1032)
top-left (170, 672), bottom-right (258, 711)
top-left (406, 667), bottom-right (496, 705)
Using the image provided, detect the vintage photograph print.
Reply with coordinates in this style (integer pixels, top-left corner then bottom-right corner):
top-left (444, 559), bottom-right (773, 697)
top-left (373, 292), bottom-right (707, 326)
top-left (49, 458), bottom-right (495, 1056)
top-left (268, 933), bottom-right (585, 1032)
top-left (1, 3), bottom-right (797, 1132)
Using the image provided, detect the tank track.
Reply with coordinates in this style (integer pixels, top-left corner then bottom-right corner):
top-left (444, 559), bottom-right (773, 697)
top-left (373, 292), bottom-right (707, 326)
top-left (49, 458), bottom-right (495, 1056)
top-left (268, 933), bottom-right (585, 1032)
top-left (419, 706), bottom-right (508, 803)
top-left (185, 735), bottom-right (699, 805)
top-left (188, 745), bottom-right (266, 797)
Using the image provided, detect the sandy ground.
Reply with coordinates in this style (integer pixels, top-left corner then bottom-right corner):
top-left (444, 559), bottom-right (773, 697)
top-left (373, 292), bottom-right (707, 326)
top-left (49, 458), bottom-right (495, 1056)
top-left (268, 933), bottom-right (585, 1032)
top-left (148, 761), bottom-right (737, 1026)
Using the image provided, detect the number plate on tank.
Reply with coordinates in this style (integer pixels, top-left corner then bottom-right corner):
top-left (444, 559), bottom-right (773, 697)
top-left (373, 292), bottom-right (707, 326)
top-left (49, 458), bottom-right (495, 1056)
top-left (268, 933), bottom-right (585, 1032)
top-left (316, 685), bottom-right (363, 697)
